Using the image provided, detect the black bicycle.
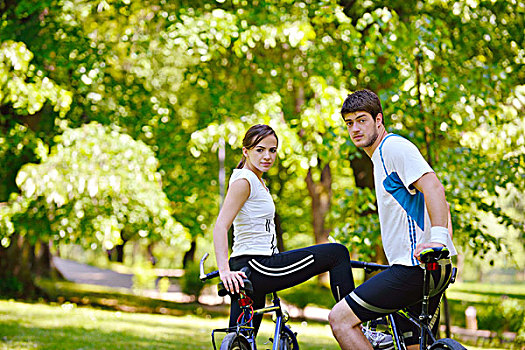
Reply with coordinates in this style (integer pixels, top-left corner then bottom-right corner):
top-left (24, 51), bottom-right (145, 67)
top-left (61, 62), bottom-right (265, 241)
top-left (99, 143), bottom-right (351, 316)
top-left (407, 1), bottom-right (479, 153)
top-left (199, 253), bottom-right (299, 350)
top-left (351, 247), bottom-right (467, 350)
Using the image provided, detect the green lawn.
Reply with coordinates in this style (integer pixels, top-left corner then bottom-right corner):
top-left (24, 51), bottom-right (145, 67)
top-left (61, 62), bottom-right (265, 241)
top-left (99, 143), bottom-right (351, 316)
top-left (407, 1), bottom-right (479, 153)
top-left (0, 299), bottom-right (511, 350)
top-left (0, 300), bottom-right (340, 349)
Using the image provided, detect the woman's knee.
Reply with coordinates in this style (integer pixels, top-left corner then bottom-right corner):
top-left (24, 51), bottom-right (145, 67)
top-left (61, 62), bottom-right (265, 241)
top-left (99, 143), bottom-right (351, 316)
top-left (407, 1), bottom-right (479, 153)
top-left (329, 243), bottom-right (350, 261)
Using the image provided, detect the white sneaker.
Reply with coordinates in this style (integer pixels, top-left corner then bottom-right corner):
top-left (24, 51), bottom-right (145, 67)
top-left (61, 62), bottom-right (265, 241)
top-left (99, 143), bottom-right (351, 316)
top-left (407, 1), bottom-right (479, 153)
top-left (362, 325), bottom-right (394, 349)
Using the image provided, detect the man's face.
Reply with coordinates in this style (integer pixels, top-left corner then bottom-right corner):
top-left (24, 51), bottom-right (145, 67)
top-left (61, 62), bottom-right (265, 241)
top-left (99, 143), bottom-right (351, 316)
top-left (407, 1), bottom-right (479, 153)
top-left (343, 111), bottom-right (380, 149)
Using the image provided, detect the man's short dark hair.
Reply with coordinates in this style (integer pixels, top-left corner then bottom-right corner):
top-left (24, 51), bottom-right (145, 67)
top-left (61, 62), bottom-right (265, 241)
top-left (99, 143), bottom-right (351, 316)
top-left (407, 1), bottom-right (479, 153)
top-left (340, 89), bottom-right (384, 124)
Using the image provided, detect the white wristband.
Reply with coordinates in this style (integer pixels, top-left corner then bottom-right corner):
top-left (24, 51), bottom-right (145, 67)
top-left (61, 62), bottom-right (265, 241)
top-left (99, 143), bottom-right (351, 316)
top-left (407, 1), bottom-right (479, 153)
top-left (430, 226), bottom-right (449, 246)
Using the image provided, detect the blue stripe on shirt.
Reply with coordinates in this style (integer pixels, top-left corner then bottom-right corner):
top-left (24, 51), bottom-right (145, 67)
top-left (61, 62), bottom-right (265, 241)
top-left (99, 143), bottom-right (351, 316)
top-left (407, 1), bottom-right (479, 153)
top-left (379, 134), bottom-right (426, 266)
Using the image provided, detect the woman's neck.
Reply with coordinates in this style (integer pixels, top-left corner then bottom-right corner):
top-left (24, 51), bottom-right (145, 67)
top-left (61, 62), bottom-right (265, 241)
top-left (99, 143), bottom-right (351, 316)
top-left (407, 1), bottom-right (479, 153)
top-left (243, 164), bottom-right (262, 179)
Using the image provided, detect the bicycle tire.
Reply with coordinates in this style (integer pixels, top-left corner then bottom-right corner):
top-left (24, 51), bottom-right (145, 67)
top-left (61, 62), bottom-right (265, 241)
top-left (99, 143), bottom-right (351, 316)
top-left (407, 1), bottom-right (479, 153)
top-left (429, 338), bottom-right (467, 350)
top-left (220, 333), bottom-right (251, 350)
top-left (279, 325), bottom-right (299, 350)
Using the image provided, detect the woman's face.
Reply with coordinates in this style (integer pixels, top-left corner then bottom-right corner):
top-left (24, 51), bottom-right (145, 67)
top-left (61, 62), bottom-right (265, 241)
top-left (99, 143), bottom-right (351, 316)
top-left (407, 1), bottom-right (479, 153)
top-left (243, 135), bottom-right (278, 174)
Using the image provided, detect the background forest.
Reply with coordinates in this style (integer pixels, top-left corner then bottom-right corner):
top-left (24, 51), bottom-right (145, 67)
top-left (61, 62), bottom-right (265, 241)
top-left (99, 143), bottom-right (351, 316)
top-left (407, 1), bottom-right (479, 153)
top-left (0, 0), bottom-right (523, 299)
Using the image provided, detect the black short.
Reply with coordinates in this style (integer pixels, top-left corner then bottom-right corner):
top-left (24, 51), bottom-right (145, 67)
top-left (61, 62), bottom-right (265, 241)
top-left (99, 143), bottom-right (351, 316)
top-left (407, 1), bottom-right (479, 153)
top-left (345, 262), bottom-right (452, 345)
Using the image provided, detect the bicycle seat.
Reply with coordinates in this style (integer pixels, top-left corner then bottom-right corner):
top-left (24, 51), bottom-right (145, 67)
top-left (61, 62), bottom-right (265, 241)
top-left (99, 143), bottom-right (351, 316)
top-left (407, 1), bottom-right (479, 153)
top-left (419, 246), bottom-right (450, 263)
top-left (217, 266), bottom-right (254, 297)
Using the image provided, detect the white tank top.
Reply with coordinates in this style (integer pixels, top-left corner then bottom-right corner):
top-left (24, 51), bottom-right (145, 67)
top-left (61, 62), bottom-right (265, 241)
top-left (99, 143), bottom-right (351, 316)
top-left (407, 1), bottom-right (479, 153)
top-left (229, 169), bottom-right (278, 257)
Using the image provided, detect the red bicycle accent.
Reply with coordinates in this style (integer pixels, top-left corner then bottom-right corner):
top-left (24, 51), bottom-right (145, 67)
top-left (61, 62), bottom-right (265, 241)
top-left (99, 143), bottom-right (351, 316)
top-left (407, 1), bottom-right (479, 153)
top-left (427, 262), bottom-right (439, 271)
top-left (237, 305), bottom-right (254, 324)
top-left (238, 292), bottom-right (253, 307)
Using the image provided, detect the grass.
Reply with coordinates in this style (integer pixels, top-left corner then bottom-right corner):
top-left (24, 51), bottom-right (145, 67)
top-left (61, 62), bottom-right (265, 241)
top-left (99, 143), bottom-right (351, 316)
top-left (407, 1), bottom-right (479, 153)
top-left (2, 275), bottom-right (520, 349)
top-left (0, 299), bottom-right (340, 349)
top-left (35, 278), bottom-right (230, 318)
top-left (0, 297), bottom-right (514, 350)
top-left (447, 281), bottom-right (525, 301)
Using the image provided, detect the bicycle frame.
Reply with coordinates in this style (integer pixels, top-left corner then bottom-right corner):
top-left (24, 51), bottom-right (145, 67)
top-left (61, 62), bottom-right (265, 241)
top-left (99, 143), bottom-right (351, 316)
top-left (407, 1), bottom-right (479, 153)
top-left (209, 292), bottom-right (289, 350)
top-left (386, 306), bottom-right (438, 350)
top-left (199, 253), bottom-right (295, 350)
top-left (351, 248), bottom-right (455, 350)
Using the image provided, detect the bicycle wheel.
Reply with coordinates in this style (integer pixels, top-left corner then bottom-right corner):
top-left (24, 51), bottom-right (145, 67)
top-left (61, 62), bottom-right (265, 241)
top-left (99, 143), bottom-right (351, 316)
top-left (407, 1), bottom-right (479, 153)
top-left (220, 333), bottom-right (251, 350)
top-left (279, 325), bottom-right (299, 350)
top-left (429, 338), bottom-right (467, 350)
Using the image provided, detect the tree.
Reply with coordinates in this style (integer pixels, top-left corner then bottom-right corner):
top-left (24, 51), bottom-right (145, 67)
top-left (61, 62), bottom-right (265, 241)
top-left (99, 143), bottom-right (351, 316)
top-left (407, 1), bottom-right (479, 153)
top-left (0, 39), bottom-right (73, 296)
top-left (0, 0), bottom-right (523, 286)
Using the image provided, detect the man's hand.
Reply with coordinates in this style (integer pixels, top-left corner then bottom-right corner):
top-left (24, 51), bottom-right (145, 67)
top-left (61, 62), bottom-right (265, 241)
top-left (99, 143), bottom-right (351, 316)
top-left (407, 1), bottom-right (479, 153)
top-left (414, 242), bottom-right (445, 262)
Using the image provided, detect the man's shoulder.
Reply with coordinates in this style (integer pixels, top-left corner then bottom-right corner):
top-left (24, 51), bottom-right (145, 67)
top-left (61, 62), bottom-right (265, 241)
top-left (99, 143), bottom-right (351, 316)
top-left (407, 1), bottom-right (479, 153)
top-left (381, 134), bottom-right (419, 153)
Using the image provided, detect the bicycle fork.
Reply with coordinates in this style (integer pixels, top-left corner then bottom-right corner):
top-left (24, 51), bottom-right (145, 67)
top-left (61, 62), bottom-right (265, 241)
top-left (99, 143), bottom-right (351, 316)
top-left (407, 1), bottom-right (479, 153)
top-left (386, 313), bottom-right (406, 350)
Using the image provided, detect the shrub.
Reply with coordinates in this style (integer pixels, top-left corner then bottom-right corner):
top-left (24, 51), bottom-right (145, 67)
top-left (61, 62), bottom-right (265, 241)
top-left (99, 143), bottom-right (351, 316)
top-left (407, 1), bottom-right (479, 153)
top-left (157, 277), bottom-right (170, 294)
top-left (0, 275), bottom-right (23, 298)
top-left (180, 262), bottom-right (206, 299)
top-left (279, 280), bottom-right (334, 309)
top-left (447, 296), bottom-right (525, 334)
top-left (132, 262), bottom-right (157, 292)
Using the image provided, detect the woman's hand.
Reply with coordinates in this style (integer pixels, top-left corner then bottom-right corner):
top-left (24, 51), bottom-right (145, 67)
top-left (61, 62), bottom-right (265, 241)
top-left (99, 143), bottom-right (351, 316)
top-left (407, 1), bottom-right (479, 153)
top-left (219, 269), bottom-right (247, 294)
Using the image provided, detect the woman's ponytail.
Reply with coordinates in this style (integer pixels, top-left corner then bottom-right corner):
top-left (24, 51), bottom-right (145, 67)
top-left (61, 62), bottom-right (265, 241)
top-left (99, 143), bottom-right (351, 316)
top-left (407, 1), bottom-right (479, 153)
top-left (236, 156), bottom-right (246, 169)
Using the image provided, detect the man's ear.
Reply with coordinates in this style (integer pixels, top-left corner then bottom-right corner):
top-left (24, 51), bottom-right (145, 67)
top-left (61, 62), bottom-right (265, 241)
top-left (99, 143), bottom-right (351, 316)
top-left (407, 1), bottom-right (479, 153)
top-left (376, 113), bottom-right (383, 126)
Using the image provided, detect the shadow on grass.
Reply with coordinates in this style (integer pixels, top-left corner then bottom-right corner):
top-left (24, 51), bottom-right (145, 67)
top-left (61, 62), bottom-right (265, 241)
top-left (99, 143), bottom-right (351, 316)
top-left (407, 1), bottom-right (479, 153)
top-left (0, 312), bottom-right (214, 350)
top-left (33, 278), bottom-right (229, 318)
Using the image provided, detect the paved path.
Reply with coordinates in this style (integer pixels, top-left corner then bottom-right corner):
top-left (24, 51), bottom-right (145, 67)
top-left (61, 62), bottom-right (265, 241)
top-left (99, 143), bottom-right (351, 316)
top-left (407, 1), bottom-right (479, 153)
top-left (52, 256), bottom-right (329, 320)
top-left (53, 257), bottom-right (135, 289)
top-left (52, 256), bottom-right (210, 304)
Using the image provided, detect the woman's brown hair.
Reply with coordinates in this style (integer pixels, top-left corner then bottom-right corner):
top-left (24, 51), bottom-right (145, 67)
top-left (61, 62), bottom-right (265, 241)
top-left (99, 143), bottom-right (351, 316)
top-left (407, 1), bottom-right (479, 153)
top-left (236, 124), bottom-right (279, 169)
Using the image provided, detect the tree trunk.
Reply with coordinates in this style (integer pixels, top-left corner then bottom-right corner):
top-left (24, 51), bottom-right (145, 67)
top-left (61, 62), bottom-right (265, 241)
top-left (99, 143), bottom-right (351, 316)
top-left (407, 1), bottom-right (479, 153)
top-left (306, 164), bottom-right (332, 245)
top-left (0, 234), bottom-right (36, 298)
top-left (146, 243), bottom-right (157, 266)
top-left (182, 239), bottom-right (196, 268)
top-left (306, 164), bottom-right (332, 285)
top-left (274, 212), bottom-right (285, 252)
top-left (115, 242), bottom-right (126, 263)
top-left (350, 149), bottom-right (388, 267)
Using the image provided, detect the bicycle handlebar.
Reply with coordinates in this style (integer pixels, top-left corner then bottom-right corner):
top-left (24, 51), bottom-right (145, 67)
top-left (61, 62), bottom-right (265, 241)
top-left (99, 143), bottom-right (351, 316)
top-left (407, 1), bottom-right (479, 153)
top-left (199, 253), bottom-right (220, 281)
top-left (350, 260), bottom-right (389, 272)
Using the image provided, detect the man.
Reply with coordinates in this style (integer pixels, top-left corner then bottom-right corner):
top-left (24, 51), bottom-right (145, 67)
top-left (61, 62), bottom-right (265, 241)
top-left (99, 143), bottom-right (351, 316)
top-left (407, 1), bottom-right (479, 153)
top-left (329, 89), bottom-right (457, 349)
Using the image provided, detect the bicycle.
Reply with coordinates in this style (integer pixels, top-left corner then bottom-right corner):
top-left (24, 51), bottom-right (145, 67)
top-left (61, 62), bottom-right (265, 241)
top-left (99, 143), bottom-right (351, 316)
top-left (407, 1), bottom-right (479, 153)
top-left (351, 247), bottom-right (467, 350)
top-left (199, 253), bottom-right (299, 350)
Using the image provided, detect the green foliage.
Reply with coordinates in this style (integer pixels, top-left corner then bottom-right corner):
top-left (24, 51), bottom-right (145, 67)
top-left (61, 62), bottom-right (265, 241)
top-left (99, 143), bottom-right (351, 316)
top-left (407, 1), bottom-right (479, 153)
top-left (131, 262), bottom-right (157, 292)
top-left (0, 40), bottom-right (72, 117)
top-left (179, 262), bottom-right (207, 298)
top-left (447, 281), bottom-right (525, 338)
top-left (278, 279), bottom-right (334, 310)
top-left (0, 275), bottom-right (23, 298)
top-left (4, 122), bottom-right (190, 252)
top-left (0, 0), bottom-right (523, 270)
top-left (157, 277), bottom-right (170, 294)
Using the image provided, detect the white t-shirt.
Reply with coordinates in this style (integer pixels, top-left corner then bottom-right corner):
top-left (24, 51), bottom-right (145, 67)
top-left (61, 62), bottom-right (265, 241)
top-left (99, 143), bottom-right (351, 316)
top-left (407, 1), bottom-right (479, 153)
top-left (229, 168), bottom-right (278, 257)
top-left (371, 134), bottom-right (457, 266)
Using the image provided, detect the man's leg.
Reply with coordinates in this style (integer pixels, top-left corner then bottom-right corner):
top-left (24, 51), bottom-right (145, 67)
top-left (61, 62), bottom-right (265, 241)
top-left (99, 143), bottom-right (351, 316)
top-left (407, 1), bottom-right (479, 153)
top-left (328, 299), bottom-right (373, 350)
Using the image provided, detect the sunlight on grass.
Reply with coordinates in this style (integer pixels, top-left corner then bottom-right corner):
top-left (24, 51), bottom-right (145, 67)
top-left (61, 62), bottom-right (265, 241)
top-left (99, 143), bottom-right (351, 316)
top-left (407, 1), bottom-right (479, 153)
top-left (0, 300), bottom-right (339, 349)
top-left (0, 300), bottom-right (510, 350)
top-left (255, 319), bottom-right (339, 349)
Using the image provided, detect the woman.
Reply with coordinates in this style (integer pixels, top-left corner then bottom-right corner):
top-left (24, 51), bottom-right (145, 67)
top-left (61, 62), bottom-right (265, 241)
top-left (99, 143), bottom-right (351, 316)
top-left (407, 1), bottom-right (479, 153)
top-left (213, 124), bottom-right (355, 333)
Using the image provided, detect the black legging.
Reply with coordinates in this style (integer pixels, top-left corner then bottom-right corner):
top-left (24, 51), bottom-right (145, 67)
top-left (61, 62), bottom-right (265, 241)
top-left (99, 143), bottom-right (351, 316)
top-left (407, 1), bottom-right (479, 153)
top-left (228, 243), bottom-right (354, 333)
